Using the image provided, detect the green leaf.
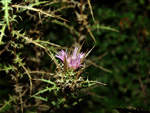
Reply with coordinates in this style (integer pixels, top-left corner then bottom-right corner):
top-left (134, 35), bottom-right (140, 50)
top-left (31, 95), bottom-right (48, 102)
top-left (2, 0), bottom-right (12, 28)
top-left (32, 86), bottom-right (59, 96)
top-left (0, 23), bottom-right (6, 44)
top-left (36, 78), bottom-right (56, 86)
top-left (92, 24), bottom-right (119, 32)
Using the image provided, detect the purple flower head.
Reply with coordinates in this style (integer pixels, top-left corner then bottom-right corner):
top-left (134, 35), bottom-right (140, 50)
top-left (55, 47), bottom-right (85, 70)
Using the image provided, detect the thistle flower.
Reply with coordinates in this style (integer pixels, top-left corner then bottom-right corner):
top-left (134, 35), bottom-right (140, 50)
top-left (55, 47), bottom-right (85, 70)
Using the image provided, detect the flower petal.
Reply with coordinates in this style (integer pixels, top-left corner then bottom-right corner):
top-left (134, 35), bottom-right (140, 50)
top-left (55, 47), bottom-right (85, 70)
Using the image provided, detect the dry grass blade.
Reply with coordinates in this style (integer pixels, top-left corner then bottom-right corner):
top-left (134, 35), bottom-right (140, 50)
top-left (44, 1), bottom-right (78, 6)
top-left (35, 40), bottom-right (61, 47)
top-left (86, 60), bottom-right (112, 73)
top-left (78, 40), bottom-right (85, 52)
top-left (81, 80), bottom-right (107, 86)
top-left (0, 49), bottom-right (5, 55)
top-left (85, 45), bottom-right (95, 57)
top-left (28, 71), bottom-right (54, 76)
top-left (84, 20), bottom-right (96, 42)
top-left (76, 64), bottom-right (91, 79)
top-left (87, 0), bottom-right (95, 23)
top-left (91, 52), bottom-right (107, 62)
top-left (52, 5), bottom-right (74, 14)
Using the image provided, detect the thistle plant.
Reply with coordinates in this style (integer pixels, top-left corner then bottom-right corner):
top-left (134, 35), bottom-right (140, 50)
top-left (54, 47), bottom-right (106, 91)
top-left (55, 47), bottom-right (86, 92)
top-left (31, 46), bottom-right (106, 110)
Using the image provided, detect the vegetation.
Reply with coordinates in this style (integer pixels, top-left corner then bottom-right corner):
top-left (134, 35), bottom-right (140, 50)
top-left (0, 0), bottom-right (150, 113)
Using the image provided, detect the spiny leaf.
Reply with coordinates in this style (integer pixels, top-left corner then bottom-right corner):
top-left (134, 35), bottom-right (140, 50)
top-left (32, 87), bottom-right (59, 96)
top-left (35, 39), bottom-right (61, 47)
top-left (32, 88), bottom-right (50, 96)
top-left (81, 79), bottom-right (106, 87)
top-left (35, 78), bottom-right (56, 86)
top-left (93, 24), bottom-right (119, 32)
top-left (0, 24), bottom-right (6, 44)
top-left (11, 4), bottom-right (68, 22)
top-left (1, 0), bottom-right (12, 29)
top-left (0, 64), bottom-right (16, 73)
top-left (0, 95), bottom-right (16, 112)
top-left (31, 95), bottom-right (48, 102)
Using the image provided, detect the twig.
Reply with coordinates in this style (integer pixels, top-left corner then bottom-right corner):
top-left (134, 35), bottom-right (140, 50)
top-left (18, 60), bottom-right (33, 94)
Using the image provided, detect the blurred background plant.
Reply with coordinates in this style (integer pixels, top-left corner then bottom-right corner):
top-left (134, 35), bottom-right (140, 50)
top-left (0, 0), bottom-right (150, 113)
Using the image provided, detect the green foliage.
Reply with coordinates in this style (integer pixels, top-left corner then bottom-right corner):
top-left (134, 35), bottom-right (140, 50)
top-left (1, 0), bottom-right (12, 28)
top-left (0, 96), bottom-right (16, 113)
